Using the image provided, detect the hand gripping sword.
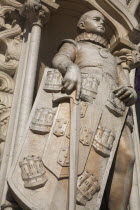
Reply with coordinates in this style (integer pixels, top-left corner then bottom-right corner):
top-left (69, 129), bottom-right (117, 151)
top-left (68, 95), bottom-right (80, 210)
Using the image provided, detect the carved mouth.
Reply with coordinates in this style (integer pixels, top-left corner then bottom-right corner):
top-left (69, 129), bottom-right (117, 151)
top-left (98, 26), bottom-right (104, 30)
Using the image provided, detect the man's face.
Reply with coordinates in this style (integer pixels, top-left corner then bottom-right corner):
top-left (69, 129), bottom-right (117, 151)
top-left (83, 11), bottom-right (105, 34)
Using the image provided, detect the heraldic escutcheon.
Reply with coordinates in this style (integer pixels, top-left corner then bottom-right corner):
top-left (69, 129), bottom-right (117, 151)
top-left (6, 1), bottom-right (140, 210)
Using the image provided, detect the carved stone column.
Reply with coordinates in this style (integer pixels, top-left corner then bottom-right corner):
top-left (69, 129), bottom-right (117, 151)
top-left (0, 0), bottom-right (59, 208)
top-left (13, 0), bottom-right (50, 154)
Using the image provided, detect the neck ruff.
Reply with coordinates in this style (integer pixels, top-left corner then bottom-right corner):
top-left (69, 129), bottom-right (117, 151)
top-left (75, 32), bottom-right (108, 48)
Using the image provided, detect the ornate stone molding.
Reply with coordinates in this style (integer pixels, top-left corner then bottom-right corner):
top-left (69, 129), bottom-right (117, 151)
top-left (0, 0), bottom-right (23, 9)
top-left (0, 2), bottom-right (24, 165)
top-left (20, 0), bottom-right (50, 26)
top-left (0, 71), bottom-right (14, 166)
top-left (0, 1), bottom-right (59, 209)
top-left (0, 5), bottom-right (23, 76)
top-left (114, 47), bottom-right (140, 71)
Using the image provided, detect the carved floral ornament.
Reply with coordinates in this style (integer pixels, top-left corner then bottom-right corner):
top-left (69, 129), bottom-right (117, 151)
top-left (114, 47), bottom-right (140, 70)
top-left (20, 0), bottom-right (50, 25)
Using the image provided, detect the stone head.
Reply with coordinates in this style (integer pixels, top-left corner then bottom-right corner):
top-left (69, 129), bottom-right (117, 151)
top-left (77, 10), bottom-right (105, 35)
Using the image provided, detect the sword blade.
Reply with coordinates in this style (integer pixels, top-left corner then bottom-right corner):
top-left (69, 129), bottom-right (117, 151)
top-left (68, 99), bottom-right (80, 210)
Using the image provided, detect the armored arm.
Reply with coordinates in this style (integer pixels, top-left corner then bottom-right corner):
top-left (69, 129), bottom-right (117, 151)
top-left (52, 40), bottom-right (77, 74)
top-left (52, 40), bottom-right (81, 99)
top-left (117, 64), bottom-right (130, 87)
top-left (113, 65), bottom-right (137, 106)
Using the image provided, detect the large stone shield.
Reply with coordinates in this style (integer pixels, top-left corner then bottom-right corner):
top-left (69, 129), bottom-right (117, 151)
top-left (8, 67), bottom-right (101, 209)
top-left (8, 67), bottom-right (128, 210)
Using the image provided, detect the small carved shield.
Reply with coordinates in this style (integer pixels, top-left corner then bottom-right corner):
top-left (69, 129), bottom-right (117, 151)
top-left (53, 119), bottom-right (68, 137)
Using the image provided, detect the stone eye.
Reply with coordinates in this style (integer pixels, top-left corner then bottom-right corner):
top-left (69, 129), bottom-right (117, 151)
top-left (93, 17), bottom-right (100, 21)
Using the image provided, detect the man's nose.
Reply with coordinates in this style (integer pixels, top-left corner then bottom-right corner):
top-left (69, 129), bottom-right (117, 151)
top-left (100, 19), bottom-right (104, 25)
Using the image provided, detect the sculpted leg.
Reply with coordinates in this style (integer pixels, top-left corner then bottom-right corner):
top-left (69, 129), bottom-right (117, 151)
top-left (108, 125), bottom-right (135, 210)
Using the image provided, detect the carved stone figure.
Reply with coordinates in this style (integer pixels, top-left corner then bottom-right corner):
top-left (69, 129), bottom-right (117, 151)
top-left (8, 9), bottom-right (139, 210)
top-left (51, 10), bottom-right (137, 210)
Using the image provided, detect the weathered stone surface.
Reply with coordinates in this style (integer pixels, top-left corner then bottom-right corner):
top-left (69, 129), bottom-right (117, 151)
top-left (0, 0), bottom-right (140, 210)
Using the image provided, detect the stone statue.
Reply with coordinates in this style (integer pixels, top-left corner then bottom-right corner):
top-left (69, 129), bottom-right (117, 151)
top-left (51, 10), bottom-right (137, 210)
top-left (9, 9), bottom-right (138, 210)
